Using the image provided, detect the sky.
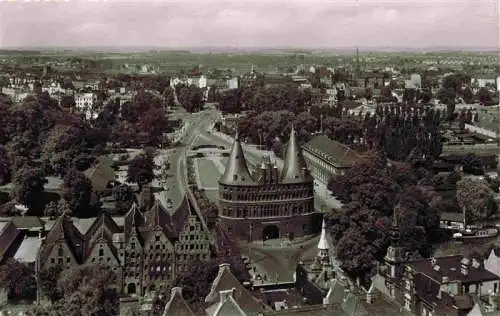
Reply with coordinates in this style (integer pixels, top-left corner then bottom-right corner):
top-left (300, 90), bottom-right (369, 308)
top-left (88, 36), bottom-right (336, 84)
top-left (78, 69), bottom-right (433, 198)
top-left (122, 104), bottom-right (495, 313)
top-left (0, 0), bottom-right (498, 49)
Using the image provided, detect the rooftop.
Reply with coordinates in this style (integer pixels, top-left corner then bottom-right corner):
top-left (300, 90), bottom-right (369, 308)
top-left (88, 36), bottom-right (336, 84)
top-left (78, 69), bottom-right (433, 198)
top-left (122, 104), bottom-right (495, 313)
top-left (302, 135), bottom-right (362, 168)
top-left (408, 255), bottom-right (500, 284)
top-left (14, 237), bottom-right (42, 263)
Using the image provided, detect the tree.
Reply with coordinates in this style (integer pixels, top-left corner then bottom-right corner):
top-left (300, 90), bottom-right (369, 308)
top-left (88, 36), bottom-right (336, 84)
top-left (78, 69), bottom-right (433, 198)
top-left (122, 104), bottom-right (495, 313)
top-left (127, 153), bottom-right (155, 191)
top-left (41, 124), bottom-right (87, 176)
top-left (326, 156), bottom-right (438, 282)
top-left (177, 84), bottom-right (204, 112)
top-left (456, 178), bottom-right (498, 222)
top-left (44, 200), bottom-right (66, 219)
top-left (0, 146), bottom-right (11, 185)
top-left (138, 184), bottom-right (154, 211)
top-left (39, 265), bottom-right (64, 302)
top-left (477, 87), bottom-right (492, 105)
top-left (62, 169), bottom-right (93, 217)
top-left (60, 95), bottom-right (76, 109)
top-left (51, 265), bottom-right (119, 316)
top-left (462, 87), bottom-right (474, 103)
top-left (11, 167), bottom-right (47, 215)
top-left (462, 153), bottom-right (484, 175)
top-left (112, 184), bottom-right (135, 214)
top-left (163, 87), bottom-right (176, 107)
top-left (438, 87), bottom-right (456, 121)
top-left (159, 159), bottom-right (171, 187)
top-left (0, 258), bottom-right (36, 300)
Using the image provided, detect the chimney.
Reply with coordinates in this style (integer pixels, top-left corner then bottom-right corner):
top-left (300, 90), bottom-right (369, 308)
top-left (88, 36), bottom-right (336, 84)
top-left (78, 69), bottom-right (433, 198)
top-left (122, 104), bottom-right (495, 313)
top-left (219, 263), bottom-right (231, 272)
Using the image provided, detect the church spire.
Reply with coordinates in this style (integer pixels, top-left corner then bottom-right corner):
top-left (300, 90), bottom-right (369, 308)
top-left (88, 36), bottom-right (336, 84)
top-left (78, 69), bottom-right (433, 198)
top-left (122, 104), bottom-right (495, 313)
top-left (281, 124), bottom-right (311, 183)
top-left (219, 130), bottom-right (255, 186)
top-left (317, 219), bottom-right (331, 266)
top-left (318, 219), bottom-right (329, 250)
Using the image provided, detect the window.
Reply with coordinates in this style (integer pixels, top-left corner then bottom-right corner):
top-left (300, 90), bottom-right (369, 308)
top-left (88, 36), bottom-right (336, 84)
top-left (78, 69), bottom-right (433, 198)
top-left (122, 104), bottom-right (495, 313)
top-left (58, 247), bottom-right (64, 257)
top-left (99, 249), bottom-right (104, 257)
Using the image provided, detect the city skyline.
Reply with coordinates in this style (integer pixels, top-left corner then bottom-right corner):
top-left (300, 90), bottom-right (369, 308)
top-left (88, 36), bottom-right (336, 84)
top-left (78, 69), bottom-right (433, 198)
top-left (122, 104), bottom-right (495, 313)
top-left (0, 0), bottom-right (498, 49)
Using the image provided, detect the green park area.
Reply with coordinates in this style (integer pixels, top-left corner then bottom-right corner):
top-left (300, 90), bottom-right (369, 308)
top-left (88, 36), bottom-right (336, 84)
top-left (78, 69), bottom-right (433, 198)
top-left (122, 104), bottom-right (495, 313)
top-left (476, 106), bottom-right (500, 132)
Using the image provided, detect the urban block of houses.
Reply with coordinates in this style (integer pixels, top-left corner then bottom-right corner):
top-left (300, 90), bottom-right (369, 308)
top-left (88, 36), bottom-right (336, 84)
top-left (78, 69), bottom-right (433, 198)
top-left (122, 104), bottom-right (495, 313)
top-left (373, 245), bottom-right (500, 315)
top-left (75, 92), bottom-right (98, 120)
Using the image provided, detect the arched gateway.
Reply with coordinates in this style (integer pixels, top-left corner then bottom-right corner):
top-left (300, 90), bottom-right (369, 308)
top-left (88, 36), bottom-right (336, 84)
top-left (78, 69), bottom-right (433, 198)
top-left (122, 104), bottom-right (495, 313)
top-left (262, 225), bottom-right (280, 240)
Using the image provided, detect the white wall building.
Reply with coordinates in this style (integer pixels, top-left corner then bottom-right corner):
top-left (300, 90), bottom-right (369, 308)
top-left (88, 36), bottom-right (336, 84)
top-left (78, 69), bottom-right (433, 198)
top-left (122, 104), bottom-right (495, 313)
top-left (227, 77), bottom-right (239, 90)
top-left (75, 93), bottom-right (98, 120)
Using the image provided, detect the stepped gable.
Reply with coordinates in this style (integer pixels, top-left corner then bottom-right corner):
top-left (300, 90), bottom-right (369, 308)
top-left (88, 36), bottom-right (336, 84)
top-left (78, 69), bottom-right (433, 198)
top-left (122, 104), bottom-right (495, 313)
top-left (143, 199), bottom-right (176, 239)
top-left (171, 196), bottom-right (192, 235)
top-left (281, 124), bottom-right (313, 183)
top-left (205, 263), bottom-right (264, 314)
top-left (124, 202), bottom-right (144, 241)
top-left (219, 130), bottom-right (256, 186)
top-left (162, 287), bottom-right (195, 316)
top-left (40, 212), bottom-right (86, 264)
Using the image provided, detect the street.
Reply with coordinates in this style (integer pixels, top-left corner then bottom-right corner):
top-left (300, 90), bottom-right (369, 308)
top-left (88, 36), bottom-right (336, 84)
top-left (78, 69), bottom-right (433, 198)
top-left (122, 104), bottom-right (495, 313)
top-left (158, 109), bottom-right (220, 212)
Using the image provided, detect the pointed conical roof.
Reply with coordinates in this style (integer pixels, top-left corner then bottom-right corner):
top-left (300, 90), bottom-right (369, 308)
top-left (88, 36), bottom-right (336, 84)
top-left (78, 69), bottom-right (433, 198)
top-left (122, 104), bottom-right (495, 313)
top-left (281, 124), bottom-right (311, 183)
top-left (318, 219), bottom-right (329, 250)
top-left (219, 131), bottom-right (256, 186)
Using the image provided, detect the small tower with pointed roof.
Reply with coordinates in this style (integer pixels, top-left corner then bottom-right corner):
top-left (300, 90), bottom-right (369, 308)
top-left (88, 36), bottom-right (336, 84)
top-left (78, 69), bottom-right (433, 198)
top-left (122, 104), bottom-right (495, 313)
top-left (317, 219), bottom-right (331, 267)
top-left (219, 130), bottom-right (256, 186)
top-left (281, 124), bottom-right (313, 183)
top-left (308, 219), bottom-right (333, 287)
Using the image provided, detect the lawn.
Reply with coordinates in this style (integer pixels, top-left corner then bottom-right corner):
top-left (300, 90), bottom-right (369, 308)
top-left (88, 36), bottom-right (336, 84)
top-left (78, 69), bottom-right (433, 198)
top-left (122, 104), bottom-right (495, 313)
top-left (475, 107), bottom-right (500, 133)
top-left (196, 158), bottom-right (222, 189)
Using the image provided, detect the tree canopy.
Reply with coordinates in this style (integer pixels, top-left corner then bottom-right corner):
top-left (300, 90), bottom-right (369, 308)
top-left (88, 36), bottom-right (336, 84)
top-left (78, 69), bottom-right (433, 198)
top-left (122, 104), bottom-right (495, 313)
top-left (326, 155), bottom-right (440, 282)
top-left (62, 169), bottom-right (94, 217)
top-left (456, 177), bottom-right (498, 222)
top-left (127, 153), bottom-right (155, 191)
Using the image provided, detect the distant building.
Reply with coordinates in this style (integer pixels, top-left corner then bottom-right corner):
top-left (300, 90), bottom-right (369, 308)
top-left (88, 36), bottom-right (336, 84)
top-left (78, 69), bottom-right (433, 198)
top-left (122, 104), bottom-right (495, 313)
top-left (1, 86), bottom-right (30, 103)
top-left (75, 92), bottom-right (97, 120)
top-left (301, 135), bottom-right (362, 184)
top-left (374, 246), bottom-right (500, 315)
top-left (405, 74), bottom-right (422, 90)
top-left (227, 77), bottom-right (239, 90)
top-left (187, 75), bottom-right (207, 89)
